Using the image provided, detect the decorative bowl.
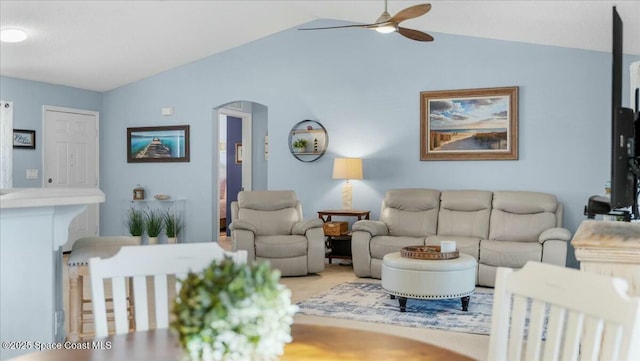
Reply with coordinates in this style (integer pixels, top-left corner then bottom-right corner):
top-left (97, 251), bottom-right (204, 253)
top-left (401, 245), bottom-right (459, 260)
top-left (154, 194), bottom-right (170, 200)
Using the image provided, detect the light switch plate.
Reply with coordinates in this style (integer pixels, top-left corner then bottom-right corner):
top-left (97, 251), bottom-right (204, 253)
top-left (26, 168), bottom-right (38, 179)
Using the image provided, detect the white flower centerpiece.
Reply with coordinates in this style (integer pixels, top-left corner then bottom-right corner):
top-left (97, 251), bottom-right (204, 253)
top-left (171, 257), bottom-right (299, 361)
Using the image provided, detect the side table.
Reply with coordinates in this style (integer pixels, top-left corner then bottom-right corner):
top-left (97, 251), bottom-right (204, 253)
top-left (318, 210), bottom-right (370, 264)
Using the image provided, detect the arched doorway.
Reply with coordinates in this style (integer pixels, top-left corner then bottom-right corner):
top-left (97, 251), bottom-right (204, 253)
top-left (213, 101), bottom-right (268, 241)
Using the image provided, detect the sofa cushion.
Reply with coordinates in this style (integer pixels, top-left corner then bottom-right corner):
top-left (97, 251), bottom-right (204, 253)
top-left (238, 208), bottom-right (300, 236)
top-left (236, 190), bottom-right (302, 236)
top-left (438, 190), bottom-right (492, 239)
top-left (492, 191), bottom-right (557, 214)
top-left (370, 236), bottom-right (424, 259)
top-left (426, 235), bottom-right (481, 260)
top-left (238, 190), bottom-right (298, 210)
top-left (479, 239), bottom-right (542, 268)
top-left (489, 191), bottom-right (558, 242)
top-left (258, 255), bottom-right (308, 277)
top-left (255, 235), bottom-right (308, 258)
top-left (381, 189), bottom-right (440, 237)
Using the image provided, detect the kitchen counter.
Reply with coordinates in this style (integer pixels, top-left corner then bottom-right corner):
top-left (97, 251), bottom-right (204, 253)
top-left (0, 188), bottom-right (105, 360)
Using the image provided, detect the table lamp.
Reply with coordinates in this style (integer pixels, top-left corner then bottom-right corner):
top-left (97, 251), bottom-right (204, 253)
top-left (332, 158), bottom-right (363, 210)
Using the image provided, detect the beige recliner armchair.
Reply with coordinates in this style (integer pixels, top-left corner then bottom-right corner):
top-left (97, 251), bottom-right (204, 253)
top-left (229, 190), bottom-right (325, 276)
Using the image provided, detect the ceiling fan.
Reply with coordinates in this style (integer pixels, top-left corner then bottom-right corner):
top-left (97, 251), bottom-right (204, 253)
top-left (299, 0), bottom-right (434, 42)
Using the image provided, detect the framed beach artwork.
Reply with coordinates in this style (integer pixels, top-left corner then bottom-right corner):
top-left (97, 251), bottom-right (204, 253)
top-left (420, 87), bottom-right (518, 160)
top-left (127, 125), bottom-right (190, 163)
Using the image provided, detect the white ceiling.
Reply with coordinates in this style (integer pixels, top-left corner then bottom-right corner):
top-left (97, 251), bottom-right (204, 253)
top-left (1, 1), bottom-right (639, 92)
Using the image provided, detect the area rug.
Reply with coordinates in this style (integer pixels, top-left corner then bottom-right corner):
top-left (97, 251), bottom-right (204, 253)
top-left (296, 282), bottom-right (494, 335)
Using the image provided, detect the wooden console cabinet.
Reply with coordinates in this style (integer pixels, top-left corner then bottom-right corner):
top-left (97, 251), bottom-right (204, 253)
top-left (571, 220), bottom-right (640, 296)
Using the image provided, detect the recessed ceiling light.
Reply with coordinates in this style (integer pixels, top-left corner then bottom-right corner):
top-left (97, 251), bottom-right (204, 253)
top-left (1, 28), bottom-right (27, 43)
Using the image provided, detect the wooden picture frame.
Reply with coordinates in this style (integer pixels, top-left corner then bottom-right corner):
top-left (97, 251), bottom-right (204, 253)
top-left (235, 143), bottom-right (242, 164)
top-left (127, 125), bottom-right (190, 163)
top-left (420, 87), bottom-right (518, 160)
top-left (13, 129), bottom-right (36, 149)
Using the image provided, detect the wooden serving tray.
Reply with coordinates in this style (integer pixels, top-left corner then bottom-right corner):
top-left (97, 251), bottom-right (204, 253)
top-left (401, 245), bottom-right (459, 260)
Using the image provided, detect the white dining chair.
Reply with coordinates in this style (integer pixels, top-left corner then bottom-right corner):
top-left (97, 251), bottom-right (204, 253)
top-left (89, 242), bottom-right (247, 338)
top-left (488, 261), bottom-right (640, 361)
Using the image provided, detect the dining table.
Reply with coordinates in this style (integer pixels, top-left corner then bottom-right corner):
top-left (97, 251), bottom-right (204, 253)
top-left (7, 323), bottom-right (473, 361)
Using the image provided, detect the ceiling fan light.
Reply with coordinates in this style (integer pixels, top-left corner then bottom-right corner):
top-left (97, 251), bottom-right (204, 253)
top-left (376, 25), bottom-right (396, 34)
top-left (0, 28), bottom-right (27, 43)
top-left (375, 11), bottom-right (392, 24)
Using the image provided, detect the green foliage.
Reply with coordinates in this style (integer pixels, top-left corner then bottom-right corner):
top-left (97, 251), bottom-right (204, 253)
top-left (292, 138), bottom-right (308, 149)
top-left (171, 257), bottom-right (295, 360)
top-left (145, 209), bottom-right (164, 237)
top-left (127, 208), bottom-right (146, 237)
top-left (164, 211), bottom-right (183, 238)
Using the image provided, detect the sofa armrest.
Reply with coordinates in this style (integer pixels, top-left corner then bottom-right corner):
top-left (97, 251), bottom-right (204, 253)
top-left (538, 227), bottom-right (572, 244)
top-left (352, 220), bottom-right (388, 278)
top-left (352, 220), bottom-right (389, 237)
top-left (305, 227), bottom-right (325, 274)
top-left (539, 227), bottom-right (570, 267)
top-left (229, 219), bottom-right (257, 234)
top-left (230, 229), bottom-right (256, 262)
top-left (352, 230), bottom-right (373, 278)
top-left (292, 219), bottom-right (324, 235)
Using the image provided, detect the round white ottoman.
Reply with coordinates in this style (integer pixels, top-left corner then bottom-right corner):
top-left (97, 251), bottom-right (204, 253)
top-left (381, 252), bottom-right (477, 312)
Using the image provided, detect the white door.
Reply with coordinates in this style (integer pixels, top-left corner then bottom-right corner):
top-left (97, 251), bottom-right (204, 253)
top-left (43, 106), bottom-right (99, 251)
top-left (0, 101), bottom-right (13, 188)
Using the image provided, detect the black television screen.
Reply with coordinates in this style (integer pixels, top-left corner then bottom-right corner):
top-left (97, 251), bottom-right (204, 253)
top-left (610, 107), bottom-right (636, 209)
top-left (612, 7), bottom-right (622, 118)
top-left (587, 8), bottom-right (639, 219)
top-left (609, 7), bottom-right (639, 215)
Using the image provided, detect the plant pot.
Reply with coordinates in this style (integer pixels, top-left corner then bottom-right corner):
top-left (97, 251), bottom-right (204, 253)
top-left (129, 235), bottom-right (143, 245)
top-left (293, 147), bottom-right (306, 153)
top-left (147, 236), bottom-right (159, 245)
top-left (167, 237), bottom-right (177, 244)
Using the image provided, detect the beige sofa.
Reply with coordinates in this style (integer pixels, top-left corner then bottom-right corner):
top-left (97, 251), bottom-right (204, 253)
top-left (351, 189), bottom-right (571, 287)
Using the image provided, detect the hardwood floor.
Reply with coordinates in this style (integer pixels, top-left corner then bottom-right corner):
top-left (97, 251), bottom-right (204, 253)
top-left (62, 237), bottom-right (489, 360)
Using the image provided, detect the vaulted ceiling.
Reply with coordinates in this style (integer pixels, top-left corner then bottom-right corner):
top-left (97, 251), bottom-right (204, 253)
top-left (1, 1), bottom-right (639, 92)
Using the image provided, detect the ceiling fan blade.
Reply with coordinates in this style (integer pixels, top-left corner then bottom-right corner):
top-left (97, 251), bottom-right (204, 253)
top-left (390, 4), bottom-right (431, 23)
top-left (397, 27), bottom-right (434, 42)
top-left (299, 23), bottom-right (374, 31)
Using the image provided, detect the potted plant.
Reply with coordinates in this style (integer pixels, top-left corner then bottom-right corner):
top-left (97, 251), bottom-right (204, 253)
top-left (164, 211), bottom-right (183, 244)
top-left (145, 209), bottom-right (164, 245)
top-left (292, 138), bottom-right (308, 153)
top-left (126, 208), bottom-right (146, 243)
top-left (171, 258), bottom-right (298, 361)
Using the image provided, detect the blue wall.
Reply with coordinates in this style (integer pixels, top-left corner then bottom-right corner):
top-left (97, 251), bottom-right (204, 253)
top-left (226, 116), bottom-right (242, 236)
top-left (0, 76), bottom-right (102, 187)
top-left (3, 22), bottom-right (639, 268)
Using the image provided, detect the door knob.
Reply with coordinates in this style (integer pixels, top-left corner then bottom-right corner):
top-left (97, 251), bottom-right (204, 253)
top-left (48, 178), bottom-right (53, 183)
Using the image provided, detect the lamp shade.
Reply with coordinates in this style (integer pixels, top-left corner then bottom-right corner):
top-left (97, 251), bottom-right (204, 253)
top-left (332, 158), bottom-right (363, 180)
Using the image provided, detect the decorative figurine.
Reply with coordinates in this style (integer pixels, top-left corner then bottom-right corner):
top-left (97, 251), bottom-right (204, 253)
top-left (133, 185), bottom-right (145, 200)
